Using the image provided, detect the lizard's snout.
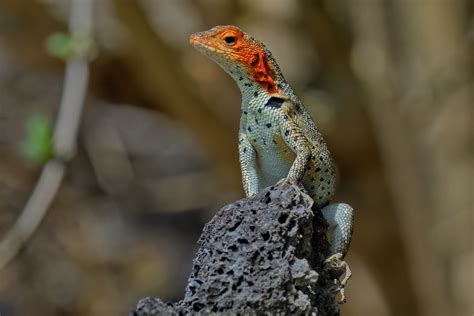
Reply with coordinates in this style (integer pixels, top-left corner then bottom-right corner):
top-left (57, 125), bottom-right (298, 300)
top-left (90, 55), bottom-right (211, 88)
top-left (189, 32), bottom-right (205, 47)
top-left (189, 33), bottom-right (198, 45)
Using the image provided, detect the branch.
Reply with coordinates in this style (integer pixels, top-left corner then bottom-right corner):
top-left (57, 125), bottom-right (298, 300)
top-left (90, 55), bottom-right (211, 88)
top-left (0, 0), bottom-right (94, 270)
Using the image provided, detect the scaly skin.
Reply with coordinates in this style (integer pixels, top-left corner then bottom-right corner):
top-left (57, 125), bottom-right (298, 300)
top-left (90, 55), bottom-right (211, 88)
top-left (190, 25), bottom-right (353, 257)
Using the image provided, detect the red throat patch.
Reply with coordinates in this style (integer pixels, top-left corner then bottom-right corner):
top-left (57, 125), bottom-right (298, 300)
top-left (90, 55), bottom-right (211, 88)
top-left (249, 50), bottom-right (277, 94)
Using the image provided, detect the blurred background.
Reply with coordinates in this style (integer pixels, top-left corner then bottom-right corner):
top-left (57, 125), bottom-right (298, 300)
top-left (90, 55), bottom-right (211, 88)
top-left (0, 0), bottom-right (472, 315)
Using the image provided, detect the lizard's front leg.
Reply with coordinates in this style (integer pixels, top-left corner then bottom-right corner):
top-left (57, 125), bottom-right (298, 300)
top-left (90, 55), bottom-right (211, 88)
top-left (238, 132), bottom-right (259, 197)
top-left (280, 115), bottom-right (312, 183)
top-left (280, 111), bottom-right (353, 257)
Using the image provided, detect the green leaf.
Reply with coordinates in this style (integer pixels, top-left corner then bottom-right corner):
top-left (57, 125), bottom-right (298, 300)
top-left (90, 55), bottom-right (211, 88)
top-left (45, 32), bottom-right (76, 61)
top-left (22, 115), bottom-right (54, 163)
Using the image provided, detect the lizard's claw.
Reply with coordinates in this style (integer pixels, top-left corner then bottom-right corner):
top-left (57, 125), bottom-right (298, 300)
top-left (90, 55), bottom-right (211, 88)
top-left (324, 253), bottom-right (352, 304)
top-left (277, 178), bottom-right (305, 191)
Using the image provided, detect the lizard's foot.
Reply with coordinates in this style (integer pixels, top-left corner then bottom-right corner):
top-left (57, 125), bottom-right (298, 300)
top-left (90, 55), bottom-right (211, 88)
top-left (276, 178), bottom-right (298, 186)
top-left (321, 203), bottom-right (354, 257)
top-left (277, 177), bottom-right (309, 191)
top-left (324, 253), bottom-right (352, 304)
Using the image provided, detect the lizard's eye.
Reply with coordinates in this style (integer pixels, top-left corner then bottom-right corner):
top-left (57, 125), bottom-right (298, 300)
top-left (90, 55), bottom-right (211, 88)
top-left (224, 36), bottom-right (237, 45)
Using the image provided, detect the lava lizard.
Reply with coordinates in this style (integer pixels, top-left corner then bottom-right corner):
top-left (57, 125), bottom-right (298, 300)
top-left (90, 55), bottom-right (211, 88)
top-left (190, 25), bottom-right (353, 257)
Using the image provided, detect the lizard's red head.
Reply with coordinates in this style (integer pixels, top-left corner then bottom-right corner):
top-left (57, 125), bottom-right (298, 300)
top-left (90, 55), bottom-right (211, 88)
top-left (190, 25), bottom-right (278, 94)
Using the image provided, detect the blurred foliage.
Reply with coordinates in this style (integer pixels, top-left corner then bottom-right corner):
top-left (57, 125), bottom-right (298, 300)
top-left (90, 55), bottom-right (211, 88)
top-left (45, 31), bottom-right (94, 61)
top-left (21, 114), bottom-right (53, 163)
top-left (45, 32), bottom-right (76, 61)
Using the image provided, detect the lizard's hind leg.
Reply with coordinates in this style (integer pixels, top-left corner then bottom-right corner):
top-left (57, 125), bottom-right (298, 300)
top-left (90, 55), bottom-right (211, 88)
top-left (321, 203), bottom-right (354, 257)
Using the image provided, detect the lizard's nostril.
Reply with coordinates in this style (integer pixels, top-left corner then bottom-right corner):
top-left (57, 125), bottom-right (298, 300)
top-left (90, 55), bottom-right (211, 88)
top-left (189, 32), bottom-right (205, 46)
top-left (189, 34), bottom-right (199, 45)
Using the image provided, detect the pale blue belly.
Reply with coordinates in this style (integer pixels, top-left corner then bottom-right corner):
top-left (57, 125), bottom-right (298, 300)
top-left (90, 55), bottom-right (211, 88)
top-left (256, 147), bottom-right (293, 190)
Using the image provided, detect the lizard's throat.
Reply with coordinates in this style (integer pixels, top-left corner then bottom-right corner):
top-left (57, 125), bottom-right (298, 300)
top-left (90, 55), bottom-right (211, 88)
top-left (222, 51), bottom-right (280, 95)
top-left (247, 51), bottom-right (278, 94)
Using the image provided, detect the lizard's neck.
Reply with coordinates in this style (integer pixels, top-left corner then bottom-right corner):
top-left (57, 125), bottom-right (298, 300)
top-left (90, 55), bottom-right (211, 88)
top-left (222, 57), bottom-right (294, 112)
top-left (237, 74), bottom-right (294, 113)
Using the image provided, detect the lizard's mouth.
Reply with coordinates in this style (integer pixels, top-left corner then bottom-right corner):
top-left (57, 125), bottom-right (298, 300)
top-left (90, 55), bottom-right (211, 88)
top-left (190, 39), bottom-right (214, 52)
top-left (189, 33), bottom-right (217, 52)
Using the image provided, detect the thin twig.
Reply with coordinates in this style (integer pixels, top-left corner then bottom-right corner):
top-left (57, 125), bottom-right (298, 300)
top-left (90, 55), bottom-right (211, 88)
top-left (0, 0), bottom-right (94, 270)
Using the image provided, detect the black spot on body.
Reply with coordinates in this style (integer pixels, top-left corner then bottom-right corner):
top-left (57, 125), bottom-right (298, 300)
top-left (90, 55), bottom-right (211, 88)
top-left (239, 76), bottom-right (243, 81)
top-left (248, 127), bottom-right (252, 132)
top-left (253, 91), bottom-right (258, 97)
top-left (245, 83), bottom-right (252, 87)
top-left (243, 148), bottom-right (247, 153)
top-left (284, 130), bottom-right (289, 136)
top-left (266, 123), bottom-right (272, 128)
top-left (243, 111), bottom-right (248, 115)
top-left (272, 139), bottom-right (277, 144)
top-left (265, 96), bottom-right (285, 109)
top-left (255, 118), bottom-right (259, 124)
top-left (258, 108), bottom-right (262, 113)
